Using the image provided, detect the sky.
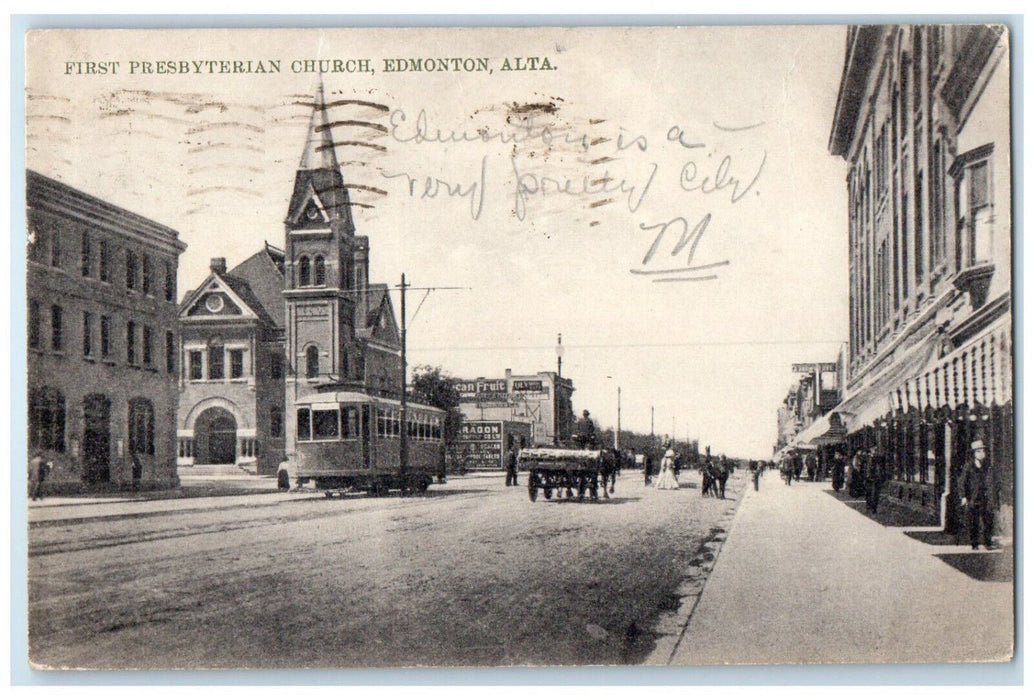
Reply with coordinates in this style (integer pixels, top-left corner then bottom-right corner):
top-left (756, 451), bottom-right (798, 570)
top-left (24, 25), bottom-right (850, 458)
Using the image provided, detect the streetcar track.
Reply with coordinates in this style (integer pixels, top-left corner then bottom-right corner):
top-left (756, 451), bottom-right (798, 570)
top-left (29, 488), bottom-right (491, 557)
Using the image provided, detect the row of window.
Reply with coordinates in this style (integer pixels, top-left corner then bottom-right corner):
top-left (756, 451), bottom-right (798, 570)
top-left (376, 408), bottom-right (443, 440)
top-left (29, 300), bottom-right (176, 373)
top-left (847, 26), bottom-right (997, 364)
top-left (32, 224), bottom-right (176, 302)
top-left (187, 346), bottom-right (247, 381)
top-left (29, 387), bottom-right (155, 456)
top-left (296, 405), bottom-right (442, 442)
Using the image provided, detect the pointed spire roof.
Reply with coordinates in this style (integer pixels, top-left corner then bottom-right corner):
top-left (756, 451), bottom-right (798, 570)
top-left (286, 79), bottom-right (355, 232)
top-left (298, 80), bottom-right (340, 172)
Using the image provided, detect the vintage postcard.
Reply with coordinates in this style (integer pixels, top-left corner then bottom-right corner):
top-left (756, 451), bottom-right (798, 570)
top-left (23, 24), bottom-right (1014, 671)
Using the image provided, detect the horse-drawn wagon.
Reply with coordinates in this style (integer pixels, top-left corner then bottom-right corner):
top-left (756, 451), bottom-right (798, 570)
top-left (519, 447), bottom-right (617, 502)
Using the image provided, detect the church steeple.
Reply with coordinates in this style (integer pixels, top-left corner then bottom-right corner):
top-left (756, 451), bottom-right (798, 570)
top-left (285, 80), bottom-right (355, 235)
top-left (298, 81), bottom-right (339, 172)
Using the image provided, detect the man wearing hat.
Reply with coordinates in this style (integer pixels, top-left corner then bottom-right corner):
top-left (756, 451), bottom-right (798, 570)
top-left (961, 439), bottom-right (996, 550)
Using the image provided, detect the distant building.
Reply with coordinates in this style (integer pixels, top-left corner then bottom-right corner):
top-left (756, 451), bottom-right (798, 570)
top-left (776, 359), bottom-right (844, 452)
top-left (456, 369), bottom-right (574, 446)
top-left (829, 25), bottom-right (1012, 528)
top-left (26, 170), bottom-right (187, 492)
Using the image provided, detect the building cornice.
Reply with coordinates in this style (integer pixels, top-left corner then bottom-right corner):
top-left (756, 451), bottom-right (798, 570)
top-left (26, 170), bottom-right (186, 256)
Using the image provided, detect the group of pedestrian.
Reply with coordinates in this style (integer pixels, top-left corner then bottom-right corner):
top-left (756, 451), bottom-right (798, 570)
top-left (700, 456), bottom-right (730, 498)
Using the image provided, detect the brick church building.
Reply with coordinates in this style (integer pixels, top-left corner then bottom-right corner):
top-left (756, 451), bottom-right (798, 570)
top-left (176, 85), bottom-right (404, 475)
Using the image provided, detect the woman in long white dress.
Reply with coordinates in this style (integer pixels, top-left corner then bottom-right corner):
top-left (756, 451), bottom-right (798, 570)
top-left (655, 444), bottom-right (680, 490)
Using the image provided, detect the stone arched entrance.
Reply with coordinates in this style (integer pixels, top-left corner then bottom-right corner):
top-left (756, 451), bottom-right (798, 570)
top-left (194, 406), bottom-right (238, 465)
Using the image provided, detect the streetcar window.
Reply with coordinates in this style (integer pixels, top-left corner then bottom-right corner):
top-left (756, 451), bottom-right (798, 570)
top-left (297, 408), bottom-right (311, 441)
top-left (312, 409), bottom-right (340, 439)
top-left (391, 410), bottom-right (400, 437)
top-left (377, 408), bottom-right (387, 438)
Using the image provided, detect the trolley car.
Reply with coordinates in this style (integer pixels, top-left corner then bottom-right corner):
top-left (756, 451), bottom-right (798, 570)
top-left (293, 392), bottom-right (445, 496)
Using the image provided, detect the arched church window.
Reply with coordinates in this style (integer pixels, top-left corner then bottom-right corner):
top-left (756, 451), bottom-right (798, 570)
top-left (299, 256), bottom-right (311, 287)
top-left (314, 255), bottom-right (326, 286)
top-left (306, 345), bottom-right (319, 378)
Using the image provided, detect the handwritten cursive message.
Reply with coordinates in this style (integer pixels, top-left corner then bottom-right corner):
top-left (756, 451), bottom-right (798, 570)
top-left (381, 107), bottom-right (767, 283)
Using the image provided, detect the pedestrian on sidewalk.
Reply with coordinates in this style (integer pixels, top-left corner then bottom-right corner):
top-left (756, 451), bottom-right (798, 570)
top-left (782, 454), bottom-right (794, 486)
top-left (864, 448), bottom-right (886, 514)
top-left (831, 450), bottom-right (846, 492)
top-left (961, 439), bottom-right (996, 550)
top-left (644, 453), bottom-right (653, 486)
top-left (28, 453), bottom-right (51, 501)
top-left (750, 460), bottom-right (761, 491)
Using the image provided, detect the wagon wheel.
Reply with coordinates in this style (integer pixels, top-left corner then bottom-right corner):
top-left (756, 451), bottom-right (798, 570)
top-left (528, 471), bottom-right (539, 502)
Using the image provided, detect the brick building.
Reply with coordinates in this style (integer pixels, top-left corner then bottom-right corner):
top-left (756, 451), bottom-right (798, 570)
top-left (26, 170), bottom-right (187, 492)
top-left (828, 25), bottom-right (1012, 528)
top-left (176, 84), bottom-right (405, 475)
top-left (176, 245), bottom-right (286, 474)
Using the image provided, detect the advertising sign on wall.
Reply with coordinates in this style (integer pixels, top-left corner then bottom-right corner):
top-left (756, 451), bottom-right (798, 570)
top-left (455, 421), bottom-right (504, 470)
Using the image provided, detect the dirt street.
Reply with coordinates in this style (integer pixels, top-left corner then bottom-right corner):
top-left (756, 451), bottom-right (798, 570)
top-left (28, 470), bottom-right (743, 669)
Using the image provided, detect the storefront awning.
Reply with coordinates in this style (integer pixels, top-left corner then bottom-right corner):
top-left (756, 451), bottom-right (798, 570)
top-left (890, 311), bottom-right (1012, 412)
top-left (834, 334), bottom-right (940, 434)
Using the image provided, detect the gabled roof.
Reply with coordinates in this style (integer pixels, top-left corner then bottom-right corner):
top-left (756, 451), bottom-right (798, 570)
top-left (356, 283), bottom-right (400, 347)
top-left (227, 244), bottom-right (286, 327)
top-left (179, 267), bottom-right (277, 328)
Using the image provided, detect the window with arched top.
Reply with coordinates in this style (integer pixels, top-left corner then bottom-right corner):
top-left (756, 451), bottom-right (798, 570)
top-left (29, 386), bottom-right (66, 452)
top-left (305, 345), bottom-right (320, 378)
top-left (314, 255), bottom-right (326, 286)
top-left (128, 397), bottom-right (155, 455)
top-left (298, 256), bottom-right (311, 287)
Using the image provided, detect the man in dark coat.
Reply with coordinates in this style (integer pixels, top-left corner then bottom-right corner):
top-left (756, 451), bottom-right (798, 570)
top-left (505, 437), bottom-right (519, 486)
top-left (864, 448), bottom-right (886, 514)
top-left (573, 410), bottom-right (599, 449)
top-left (961, 439), bottom-right (996, 549)
top-left (831, 450), bottom-right (846, 492)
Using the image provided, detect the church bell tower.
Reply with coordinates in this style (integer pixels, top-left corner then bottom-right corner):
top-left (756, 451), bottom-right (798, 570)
top-left (283, 82), bottom-right (370, 450)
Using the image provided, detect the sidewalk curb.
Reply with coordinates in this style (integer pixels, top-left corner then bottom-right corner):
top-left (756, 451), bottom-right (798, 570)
top-left (644, 480), bottom-right (745, 665)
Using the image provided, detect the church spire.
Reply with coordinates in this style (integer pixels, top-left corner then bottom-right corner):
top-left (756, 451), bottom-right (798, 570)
top-left (298, 79), bottom-right (339, 172)
top-left (285, 79), bottom-right (354, 232)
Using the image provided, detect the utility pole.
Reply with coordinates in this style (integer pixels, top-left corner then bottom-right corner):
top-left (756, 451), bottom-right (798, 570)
top-left (399, 273), bottom-right (409, 477)
top-left (394, 274), bottom-right (467, 477)
top-left (650, 406), bottom-right (654, 445)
